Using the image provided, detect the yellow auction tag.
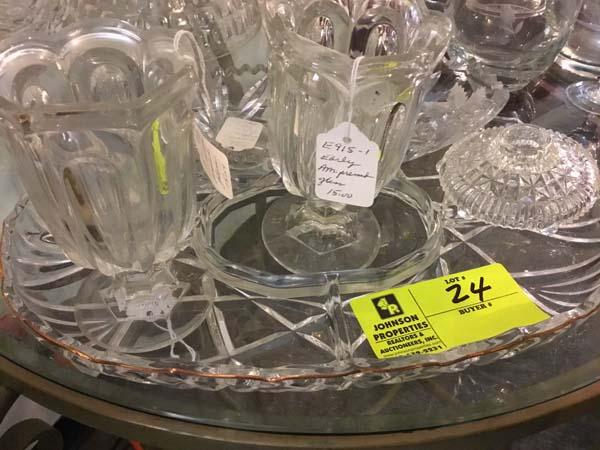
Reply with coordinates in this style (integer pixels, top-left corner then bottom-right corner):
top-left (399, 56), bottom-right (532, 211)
top-left (350, 264), bottom-right (550, 359)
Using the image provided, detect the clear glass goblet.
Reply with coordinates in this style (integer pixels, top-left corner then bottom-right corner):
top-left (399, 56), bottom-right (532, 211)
top-left (447, 0), bottom-right (584, 91)
top-left (260, 0), bottom-right (452, 273)
top-left (0, 20), bottom-right (198, 317)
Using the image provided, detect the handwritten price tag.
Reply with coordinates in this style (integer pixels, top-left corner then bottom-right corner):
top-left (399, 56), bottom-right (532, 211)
top-left (193, 125), bottom-right (234, 199)
top-left (315, 122), bottom-right (379, 207)
top-left (350, 264), bottom-right (550, 359)
top-left (216, 117), bottom-right (264, 152)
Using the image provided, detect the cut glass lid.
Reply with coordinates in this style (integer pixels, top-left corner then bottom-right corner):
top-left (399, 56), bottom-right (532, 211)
top-left (437, 124), bottom-right (600, 231)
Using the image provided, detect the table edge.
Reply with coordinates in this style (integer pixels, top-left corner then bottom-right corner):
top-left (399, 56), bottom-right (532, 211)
top-left (1, 354), bottom-right (600, 450)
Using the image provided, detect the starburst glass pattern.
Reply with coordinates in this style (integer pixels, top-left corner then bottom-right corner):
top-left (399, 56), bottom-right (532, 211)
top-left (4, 189), bottom-right (600, 391)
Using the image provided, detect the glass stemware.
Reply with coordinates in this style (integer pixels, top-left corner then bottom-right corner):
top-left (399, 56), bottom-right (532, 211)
top-left (446, 0), bottom-right (584, 91)
top-left (0, 20), bottom-right (198, 320)
top-left (259, 0), bottom-right (451, 273)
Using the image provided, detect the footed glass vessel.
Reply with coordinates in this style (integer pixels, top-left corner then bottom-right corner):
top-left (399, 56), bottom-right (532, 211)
top-left (437, 124), bottom-right (600, 231)
top-left (260, 0), bottom-right (452, 273)
top-left (447, 0), bottom-right (583, 90)
top-left (0, 20), bottom-right (200, 344)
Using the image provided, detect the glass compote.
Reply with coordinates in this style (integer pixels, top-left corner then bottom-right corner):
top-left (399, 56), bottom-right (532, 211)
top-left (0, 20), bottom-right (201, 347)
top-left (260, 0), bottom-right (452, 273)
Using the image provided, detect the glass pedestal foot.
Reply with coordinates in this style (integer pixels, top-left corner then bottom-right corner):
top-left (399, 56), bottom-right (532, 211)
top-left (566, 80), bottom-right (600, 116)
top-left (74, 266), bottom-right (211, 356)
top-left (261, 196), bottom-right (381, 274)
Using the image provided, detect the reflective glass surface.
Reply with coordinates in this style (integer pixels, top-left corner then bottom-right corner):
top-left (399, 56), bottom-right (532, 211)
top-left (2, 68), bottom-right (600, 434)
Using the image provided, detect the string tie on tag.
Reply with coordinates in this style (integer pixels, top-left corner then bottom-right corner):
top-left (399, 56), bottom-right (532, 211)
top-left (173, 30), bottom-right (212, 114)
top-left (346, 56), bottom-right (365, 142)
top-left (154, 317), bottom-right (198, 361)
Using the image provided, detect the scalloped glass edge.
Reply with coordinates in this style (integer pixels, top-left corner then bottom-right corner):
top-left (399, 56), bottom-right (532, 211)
top-left (2, 200), bottom-right (600, 391)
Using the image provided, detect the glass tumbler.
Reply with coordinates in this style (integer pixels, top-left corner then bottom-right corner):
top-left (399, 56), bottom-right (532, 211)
top-left (260, 0), bottom-right (451, 273)
top-left (448, 0), bottom-right (584, 90)
top-left (0, 20), bottom-right (198, 311)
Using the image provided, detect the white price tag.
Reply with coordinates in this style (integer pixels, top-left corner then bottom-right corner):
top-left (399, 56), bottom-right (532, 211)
top-left (216, 117), bottom-right (263, 152)
top-left (194, 126), bottom-right (234, 199)
top-left (315, 122), bottom-right (379, 207)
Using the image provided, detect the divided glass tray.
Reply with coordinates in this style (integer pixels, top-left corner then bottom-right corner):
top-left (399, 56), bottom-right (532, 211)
top-left (4, 148), bottom-right (600, 391)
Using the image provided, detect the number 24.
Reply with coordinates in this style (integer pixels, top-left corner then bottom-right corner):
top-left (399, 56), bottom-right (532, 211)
top-left (446, 277), bottom-right (491, 304)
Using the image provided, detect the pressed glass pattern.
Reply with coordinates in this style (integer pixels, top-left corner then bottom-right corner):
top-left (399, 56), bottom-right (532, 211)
top-left (437, 124), bottom-right (600, 231)
top-left (4, 187), bottom-right (600, 390)
top-left (0, 21), bottom-right (197, 275)
top-left (0, 20), bottom-right (206, 352)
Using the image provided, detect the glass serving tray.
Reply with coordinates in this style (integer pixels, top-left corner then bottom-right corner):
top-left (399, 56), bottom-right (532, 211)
top-left (4, 155), bottom-right (600, 390)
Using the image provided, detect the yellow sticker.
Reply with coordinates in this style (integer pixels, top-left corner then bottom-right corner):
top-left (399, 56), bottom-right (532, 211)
top-left (396, 86), bottom-right (413, 103)
top-left (151, 120), bottom-right (169, 195)
top-left (350, 264), bottom-right (550, 359)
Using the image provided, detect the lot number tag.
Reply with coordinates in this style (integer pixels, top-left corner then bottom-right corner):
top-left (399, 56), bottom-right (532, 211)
top-left (350, 264), bottom-right (550, 359)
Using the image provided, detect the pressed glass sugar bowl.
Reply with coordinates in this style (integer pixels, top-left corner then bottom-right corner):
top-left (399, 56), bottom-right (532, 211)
top-left (437, 124), bottom-right (600, 231)
top-left (0, 20), bottom-right (204, 348)
top-left (258, 0), bottom-right (452, 273)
